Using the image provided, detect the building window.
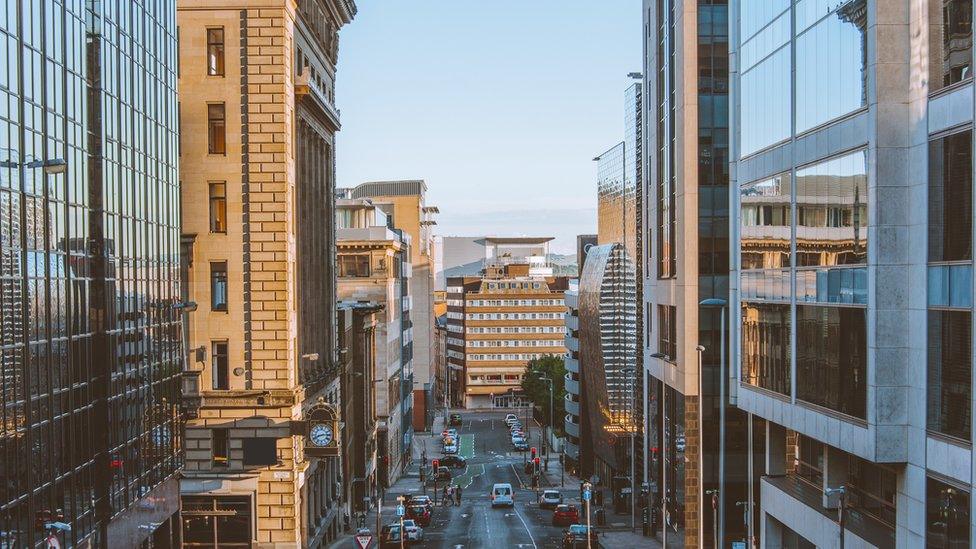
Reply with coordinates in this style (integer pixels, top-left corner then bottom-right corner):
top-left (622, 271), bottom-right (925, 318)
top-left (847, 456), bottom-right (896, 527)
top-left (207, 28), bottom-right (225, 76)
top-left (338, 254), bottom-right (370, 277)
top-left (212, 429), bottom-right (229, 467)
top-left (793, 434), bottom-right (823, 488)
top-left (927, 310), bottom-right (972, 441)
top-left (926, 476), bottom-right (970, 548)
top-left (740, 302), bottom-right (791, 396)
top-left (209, 182), bottom-right (227, 233)
top-left (208, 103), bottom-right (226, 154)
top-left (929, 130), bottom-right (972, 263)
top-left (796, 305), bottom-right (867, 419)
top-left (933, 0), bottom-right (973, 91)
top-left (182, 496), bottom-right (251, 547)
top-left (657, 305), bottom-right (676, 360)
top-left (212, 341), bottom-right (229, 390)
top-left (795, 150), bottom-right (868, 267)
top-left (211, 262), bottom-right (228, 312)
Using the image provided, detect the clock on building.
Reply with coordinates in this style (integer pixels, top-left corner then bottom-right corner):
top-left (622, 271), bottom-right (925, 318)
top-left (309, 423), bottom-right (334, 447)
top-left (301, 397), bottom-right (340, 457)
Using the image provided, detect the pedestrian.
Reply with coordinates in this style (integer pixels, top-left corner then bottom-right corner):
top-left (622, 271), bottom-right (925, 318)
top-left (455, 484), bottom-right (462, 505)
top-left (442, 485), bottom-right (449, 505)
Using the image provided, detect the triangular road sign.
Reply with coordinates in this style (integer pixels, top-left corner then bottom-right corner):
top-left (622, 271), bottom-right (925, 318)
top-left (355, 534), bottom-right (373, 549)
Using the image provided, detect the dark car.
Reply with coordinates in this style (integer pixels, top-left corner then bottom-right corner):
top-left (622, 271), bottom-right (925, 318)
top-left (552, 504), bottom-right (579, 526)
top-left (449, 413), bottom-right (463, 426)
top-left (439, 455), bottom-right (467, 468)
top-left (562, 524), bottom-right (599, 548)
top-left (407, 504), bottom-right (431, 527)
top-left (380, 524), bottom-right (403, 548)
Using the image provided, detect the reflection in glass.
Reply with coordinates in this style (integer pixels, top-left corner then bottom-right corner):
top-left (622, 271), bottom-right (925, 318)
top-left (740, 46), bottom-right (790, 155)
top-left (740, 173), bottom-right (790, 270)
top-left (927, 310), bottom-right (971, 441)
top-left (928, 130), bottom-right (972, 262)
top-left (741, 301), bottom-right (790, 396)
top-left (794, 0), bottom-right (867, 133)
top-left (795, 150), bottom-right (868, 267)
top-left (796, 305), bottom-right (867, 419)
top-left (931, 0), bottom-right (973, 91)
top-left (926, 476), bottom-right (971, 548)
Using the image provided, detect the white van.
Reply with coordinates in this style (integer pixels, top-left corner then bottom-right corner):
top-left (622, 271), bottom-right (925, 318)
top-left (491, 483), bottom-right (515, 507)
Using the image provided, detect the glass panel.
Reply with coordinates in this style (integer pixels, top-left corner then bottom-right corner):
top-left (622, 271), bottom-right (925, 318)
top-left (740, 0), bottom-right (791, 42)
top-left (926, 476), bottom-right (971, 548)
top-left (929, 130), bottom-right (973, 262)
top-left (796, 305), bottom-right (867, 418)
top-left (740, 172), bottom-right (791, 269)
top-left (740, 46), bottom-right (791, 155)
top-left (795, 150), bottom-right (868, 267)
top-left (927, 310), bottom-right (972, 441)
top-left (949, 263), bottom-right (973, 307)
top-left (741, 301), bottom-right (791, 395)
top-left (740, 10), bottom-right (790, 72)
top-left (930, 0), bottom-right (974, 92)
top-left (929, 265), bottom-right (951, 307)
top-left (794, 0), bottom-right (867, 133)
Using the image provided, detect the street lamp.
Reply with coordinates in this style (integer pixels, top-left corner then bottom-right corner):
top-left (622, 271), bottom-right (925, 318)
top-left (622, 366), bottom-right (637, 532)
top-left (825, 486), bottom-right (847, 549)
top-left (700, 297), bottom-right (727, 547)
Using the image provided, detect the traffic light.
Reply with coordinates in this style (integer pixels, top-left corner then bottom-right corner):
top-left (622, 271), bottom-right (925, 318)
top-left (533, 457), bottom-right (540, 470)
top-left (530, 447), bottom-right (537, 460)
top-left (432, 459), bottom-right (439, 469)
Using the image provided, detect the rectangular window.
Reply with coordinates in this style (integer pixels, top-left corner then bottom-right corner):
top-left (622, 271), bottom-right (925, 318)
top-left (795, 151), bottom-right (868, 267)
top-left (932, 0), bottom-right (973, 91)
top-left (212, 341), bottom-right (229, 390)
top-left (243, 438), bottom-right (278, 466)
top-left (207, 27), bottom-right (225, 76)
top-left (926, 476), bottom-right (970, 547)
top-left (212, 429), bottom-right (229, 467)
top-left (927, 310), bottom-right (972, 441)
top-left (847, 456), bottom-right (896, 527)
top-left (796, 305), bottom-right (867, 419)
top-left (657, 305), bottom-right (676, 360)
top-left (338, 254), bottom-right (370, 277)
top-left (740, 302), bottom-right (791, 396)
top-left (208, 103), bottom-right (226, 154)
top-left (211, 262), bottom-right (228, 312)
top-left (209, 182), bottom-right (227, 233)
top-left (793, 434), bottom-right (823, 488)
top-left (929, 130), bottom-right (972, 262)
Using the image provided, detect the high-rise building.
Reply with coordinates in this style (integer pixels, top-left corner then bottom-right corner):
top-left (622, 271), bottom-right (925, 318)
top-left (0, 3), bottom-right (183, 547)
top-left (727, 1), bottom-right (974, 547)
top-left (336, 197), bottom-right (412, 487)
top-left (446, 246), bottom-right (570, 409)
top-left (342, 181), bottom-right (438, 435)
top-left (177, 1), bottom-right (355, 546)
top-left (642, 0), bottom-right (738, 547)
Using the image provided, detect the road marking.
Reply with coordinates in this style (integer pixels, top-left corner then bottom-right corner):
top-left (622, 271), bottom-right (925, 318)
top-left (512, 505), bottom-right (539, 549)
top-left (510, 463), bottom-right (525, 489)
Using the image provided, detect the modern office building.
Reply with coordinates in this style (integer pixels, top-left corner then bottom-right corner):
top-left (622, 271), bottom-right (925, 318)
top-left (446, 257), bottom-right (570, 408)
top-left (342, 181), bottom-right (438, 434)
top-left (177, 1), bottom-right (355, 546)
top-left (642, 0), bottom-right (740, 547)
top-left (0, 3), bottom-right (183, 547)
top-left (336, 197), bottom-right (413, 487)
top-left (726, 0), bottom-right (976, 547)
top-left (563, 282), bottom-right (583, 473)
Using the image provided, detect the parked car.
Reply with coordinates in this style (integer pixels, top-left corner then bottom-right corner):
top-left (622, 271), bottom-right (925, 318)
top-left (436, 466), bottom-right (452, 481)
top-left (552, 504), bottom-right (580, 526)
top-left (539, 489), bottom-right (563, 509)
top-left (446, 428), bottom-right (458, 439)
top-left (449, 413), bottom-right (463, 426)
top-left (400, 519), bottom-right (424, 542)
top-left (379, 524), bottom-right (402, 548)
top-left (490, 483), bottom-right (515, 507)
top-left (562, 524), bottom-right (599, 548)
top-left (407, 505), bottom-right (431, 527)
top-left (408, 495), bottom-right (434, 511)
top-left (439, 455), bottom-right (467, 468)
top-left (443, 442), bottom-right (459, 454)
top-left (513, 439), bottom-right (529, 451)
top-left (505, 413), bottom-right (519, 425)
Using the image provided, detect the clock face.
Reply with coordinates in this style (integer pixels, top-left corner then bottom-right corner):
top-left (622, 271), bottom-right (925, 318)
top-left (310, 423), bottom-right (334, 447)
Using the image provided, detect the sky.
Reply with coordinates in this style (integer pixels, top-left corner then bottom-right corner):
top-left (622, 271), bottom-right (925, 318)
top-left (335, 1), bottom-right (643, 254)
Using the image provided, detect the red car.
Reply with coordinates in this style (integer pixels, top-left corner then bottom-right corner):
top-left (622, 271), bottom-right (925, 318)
top-left (407, 504), bottom-right (431, 527)
top-left (552, 504), bottom-right (580, 526)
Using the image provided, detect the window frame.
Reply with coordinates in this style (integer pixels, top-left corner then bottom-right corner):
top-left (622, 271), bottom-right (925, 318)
top-left (212, 340), bottom-right (230, 390)
top-left (208, 102), bottom-right (227, 155)
top-left (210, 261), bottom-right (228, 312)
top-left (207, 27), bottom-right (225, 76)
top-left (209, 181), bottom-right (227, 233)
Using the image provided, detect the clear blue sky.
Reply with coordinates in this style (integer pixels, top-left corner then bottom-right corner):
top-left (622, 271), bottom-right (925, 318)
top-left (335, 1), bottom-right (642, 254)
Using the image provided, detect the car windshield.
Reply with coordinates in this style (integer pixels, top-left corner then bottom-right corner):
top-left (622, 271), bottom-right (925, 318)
top-left (495, 487), bottom-right (511, 495)
top-left (556, 505), bottom-right (572, 512)
top-left (544, 491), bottom-right (559, 498)
top-left (569, 525), bottom-right (589, 534)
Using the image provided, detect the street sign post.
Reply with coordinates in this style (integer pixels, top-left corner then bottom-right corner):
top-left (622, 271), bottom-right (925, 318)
top-left (396, 505), bottom-right (405, 517)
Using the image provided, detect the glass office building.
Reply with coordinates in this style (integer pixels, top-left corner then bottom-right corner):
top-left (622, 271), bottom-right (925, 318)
top-left (0, 2), bottom-right (182, 547)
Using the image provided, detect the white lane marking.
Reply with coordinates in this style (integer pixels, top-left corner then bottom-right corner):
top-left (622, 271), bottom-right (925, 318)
top-left (484, 508), bottom-right (490, 536)
top-left (510, 463), bottom-right (525, 489)
top-left (463, 463), bottom-right (486, 489)
top-left (512, 505), bottom-right (539, 549)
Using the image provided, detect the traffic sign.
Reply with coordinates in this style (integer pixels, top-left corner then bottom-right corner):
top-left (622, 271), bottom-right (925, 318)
top-left (396, 504), bottom-right (405, 517)
top-left (354, 534), bottom-right (373, 549)
top-left (583, 489), bottom-right (591, 501)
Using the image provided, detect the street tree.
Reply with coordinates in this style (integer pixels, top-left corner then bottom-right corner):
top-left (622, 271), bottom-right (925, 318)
top-left (520, 354), bottom-right (567, 432)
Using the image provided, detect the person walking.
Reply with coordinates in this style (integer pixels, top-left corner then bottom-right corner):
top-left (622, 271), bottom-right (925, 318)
top-left (442, 485), bottom-right (449, 506)
top-left (455, 485), bottom-right (463, 506)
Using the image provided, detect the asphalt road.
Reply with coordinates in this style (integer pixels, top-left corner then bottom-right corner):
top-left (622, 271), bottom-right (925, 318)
top-left (404, 411), bottom-right (590, 549)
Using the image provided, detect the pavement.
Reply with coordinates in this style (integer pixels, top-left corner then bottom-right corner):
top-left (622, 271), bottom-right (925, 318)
top-left (329, 410), bottom-right (660, 549)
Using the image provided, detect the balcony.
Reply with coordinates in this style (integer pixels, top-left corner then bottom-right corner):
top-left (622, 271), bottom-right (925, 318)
top-left (565, 290), bottom-right (578, 310)
top-left (564, 394), bottom-right (580, 417)
top-left (564, 414), bottom-right (580, 438)
top-left (564, 373), bottom-right (580, 396)
top-left (564, 438), bottom-right (580, 459)
top-left (565, 314), bottom-right (578, 331)
top-left (564, 354), bottom-right (579, 374)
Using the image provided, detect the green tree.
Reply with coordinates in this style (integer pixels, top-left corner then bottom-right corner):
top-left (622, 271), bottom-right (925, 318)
top-left (520, 355), bottom-right (567, 433)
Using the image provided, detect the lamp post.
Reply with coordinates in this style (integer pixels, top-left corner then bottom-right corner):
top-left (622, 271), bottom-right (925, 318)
top-left (700, 297), bottom-right (727, 547)
top-left (825, 486), bottom-right (847, 549)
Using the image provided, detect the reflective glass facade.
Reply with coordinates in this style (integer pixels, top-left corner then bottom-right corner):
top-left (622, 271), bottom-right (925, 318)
top-left (656, 0), bottom-right (676, 278)
top-left (0, 2), bottom-right (182, 547)
top-left (931, 0), bottom-right (974, 92)
top-left (739, 0), bottom-right (867, 156)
